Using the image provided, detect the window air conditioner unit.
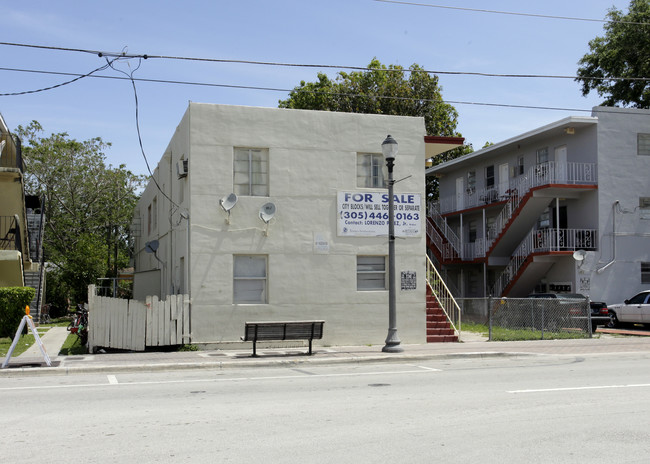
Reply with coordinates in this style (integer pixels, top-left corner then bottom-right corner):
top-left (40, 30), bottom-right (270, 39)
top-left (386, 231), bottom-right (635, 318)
top-left (176, 159), bottom-right (188, 178)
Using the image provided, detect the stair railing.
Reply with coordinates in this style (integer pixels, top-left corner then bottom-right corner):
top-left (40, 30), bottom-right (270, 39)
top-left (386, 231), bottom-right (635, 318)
top-left (427, 202), bottom-right (461, 258)
top-left (490, 227), bottom-right (599, 296)
top-left (426, 254), bottom-right (461, 335)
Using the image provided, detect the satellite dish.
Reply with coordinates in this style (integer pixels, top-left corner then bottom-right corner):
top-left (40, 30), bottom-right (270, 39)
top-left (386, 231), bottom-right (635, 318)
top-left (572, 249), bottom-right (587, 262)
top-left (220, 193), bottom-right (238, 212)
top-left (259, 202), bottom-right (276, 224)
top-left (144, 240), bottom-right (159, 253)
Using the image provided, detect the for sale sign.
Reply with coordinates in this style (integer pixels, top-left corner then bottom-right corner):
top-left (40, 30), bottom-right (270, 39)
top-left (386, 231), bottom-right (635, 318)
top-left (337, 191), bottom-right (421, 237)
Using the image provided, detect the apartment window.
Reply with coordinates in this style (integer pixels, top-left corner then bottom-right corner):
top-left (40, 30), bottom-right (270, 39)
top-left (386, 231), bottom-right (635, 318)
top-left (233, 255), bottom-right (267, 303)
top-left (357, 256), bottom-right (386, 290)
top-left (642, 263), bottom-right (650, 284)
top-left (147, 197), bottom-right (157, 235)
top-left (468, 220), bottom-right (477, 243)
top-left (234, 148), bottom-right (269, 196)
top-left (152, 197), bottom-right (157, 231)
top-left (466, 171), bottom-right (476, 194)
top-left (536, 147), bottom-right (549, 164)
top-left (485, 165), bottom-right (495, 189)
top-left (357, 153), bottom-right (386, 188)
top-left (517, 156), bottom-right (525, 175)
top-left (638, 133), bottom-right (650, 156)
top-left (641, 197), bottom-right (650, 219)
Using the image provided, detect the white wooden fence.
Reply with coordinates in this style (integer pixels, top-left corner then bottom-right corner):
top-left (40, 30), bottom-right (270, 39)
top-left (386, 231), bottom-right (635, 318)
top-left (88, 285), bottom-right (190, 352)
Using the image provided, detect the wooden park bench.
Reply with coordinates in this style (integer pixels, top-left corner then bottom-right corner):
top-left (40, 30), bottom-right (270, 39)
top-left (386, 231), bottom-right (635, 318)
top-left (242, 320), bottom-right (325, 356)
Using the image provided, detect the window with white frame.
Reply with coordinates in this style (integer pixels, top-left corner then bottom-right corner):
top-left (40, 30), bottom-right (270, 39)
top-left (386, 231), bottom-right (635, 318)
top-left (642, 262), bottom-right (650, 284)
top-left (466, 170), bottom-right (476, 194)
top-left (357, 153), bottom-right (386, 188)
top-left (517, 156), bottom-right (525, 175)
top-left (233, 255), bottom-right (268, 303)
top-left (234, 148), bottom-right (269, 196)
top-left (638, 133), bottom-right (650, 156)
top-left (641, 197), bottom-right (650, 219)
top-left (485, 165), bottom-right (495, 189)
top-left (357, 256), bottom-right (386, 290)
top-left (536, 147), bottom-right (549, 164)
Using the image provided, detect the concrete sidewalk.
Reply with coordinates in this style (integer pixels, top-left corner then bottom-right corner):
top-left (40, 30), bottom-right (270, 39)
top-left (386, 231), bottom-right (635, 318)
top-left (3, 329), bottom-right (650, 377)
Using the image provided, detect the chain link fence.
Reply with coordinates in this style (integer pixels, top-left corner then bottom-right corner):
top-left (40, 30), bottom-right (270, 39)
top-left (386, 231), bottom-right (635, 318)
top-left (457, 297), bottom-right (592, 340)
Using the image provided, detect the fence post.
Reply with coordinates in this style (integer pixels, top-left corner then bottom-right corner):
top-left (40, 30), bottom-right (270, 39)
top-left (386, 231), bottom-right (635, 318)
top-left (587, 295), bottom-right (593, 339)
top-left (488, 295), bottom-right (493, 341)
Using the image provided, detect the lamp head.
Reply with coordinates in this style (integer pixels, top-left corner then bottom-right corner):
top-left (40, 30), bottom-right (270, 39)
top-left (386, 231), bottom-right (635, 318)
top-left (382, 135), bottom-right (398, 161)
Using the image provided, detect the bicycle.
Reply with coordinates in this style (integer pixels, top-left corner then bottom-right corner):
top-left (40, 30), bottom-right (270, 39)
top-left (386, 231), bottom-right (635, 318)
top-left (40, 303), bottom-right (51, 324)
top-left (67, 304), bottom-right (89, 345)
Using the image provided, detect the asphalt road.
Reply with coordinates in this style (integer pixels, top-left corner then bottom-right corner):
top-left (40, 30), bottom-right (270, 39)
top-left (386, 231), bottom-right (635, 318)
top-left (2, 352), bottom-right (650, 463)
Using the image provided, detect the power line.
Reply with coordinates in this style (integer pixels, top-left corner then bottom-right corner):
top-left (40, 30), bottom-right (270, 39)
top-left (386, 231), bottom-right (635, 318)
top-left (103, 57), bottom-right (180, 209)
top-left (0, 41), bottom-right (648, 83)
top-left (373, 0), bottom-right (650, 26)
top-left (2, 64), bottom-right (642, 116)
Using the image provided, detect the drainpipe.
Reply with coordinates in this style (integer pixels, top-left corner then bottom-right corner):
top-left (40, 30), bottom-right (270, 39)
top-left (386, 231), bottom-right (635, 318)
top-left (596, 201), bottom-right (618, 274)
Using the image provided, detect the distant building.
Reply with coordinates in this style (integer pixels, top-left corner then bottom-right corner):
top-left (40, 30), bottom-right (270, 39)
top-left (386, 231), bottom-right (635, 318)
top-left (132, 103), bottom-right (462, 345)
top-left (426, 106), bottom-right (650, 304)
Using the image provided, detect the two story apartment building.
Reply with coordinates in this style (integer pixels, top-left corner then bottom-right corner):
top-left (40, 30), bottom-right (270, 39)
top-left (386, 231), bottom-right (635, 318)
top-left (426, 106), bottom-right (650, 305)
top-left (0, 113), bottom-right (46, 317)
top-left (132, 103), bottom-right (462, 346)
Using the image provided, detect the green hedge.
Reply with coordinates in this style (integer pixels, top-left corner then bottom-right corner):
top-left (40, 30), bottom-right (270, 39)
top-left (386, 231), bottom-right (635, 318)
top-left (0, 287), bottom-right (35, 338)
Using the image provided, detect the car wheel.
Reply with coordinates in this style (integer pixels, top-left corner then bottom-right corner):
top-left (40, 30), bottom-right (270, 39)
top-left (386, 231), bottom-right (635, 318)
top-left (607, 312), bottom-right (618, 328)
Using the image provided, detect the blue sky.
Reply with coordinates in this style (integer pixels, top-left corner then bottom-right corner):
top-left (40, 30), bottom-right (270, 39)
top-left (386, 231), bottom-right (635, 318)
top-left (1, 0), bottom-right (630, 176)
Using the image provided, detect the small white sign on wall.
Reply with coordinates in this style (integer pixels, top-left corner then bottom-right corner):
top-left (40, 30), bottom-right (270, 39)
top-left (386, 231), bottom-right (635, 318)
top-left (313, 233), bottom-right (330, 254)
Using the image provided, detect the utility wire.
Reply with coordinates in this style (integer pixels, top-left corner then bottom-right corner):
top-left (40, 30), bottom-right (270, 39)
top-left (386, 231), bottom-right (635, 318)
top-left (0, 41), bottom-right (648, 83)
top-left (0, 59), bottom-right (118, 96)
top-left (373, 0), bottom-right (650, 26)
top-left (103, 56), bottom-right (180, 207)
top-left (4, 64), bottom-right (649, 117)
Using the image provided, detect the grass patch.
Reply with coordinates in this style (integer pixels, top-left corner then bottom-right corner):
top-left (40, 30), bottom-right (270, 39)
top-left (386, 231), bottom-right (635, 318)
top-left (58, 334), bottom-right (88, 355)
top-left (461, 321), bottom-right (587, 341)
top-left (0, 328), bottom-right (49, 357)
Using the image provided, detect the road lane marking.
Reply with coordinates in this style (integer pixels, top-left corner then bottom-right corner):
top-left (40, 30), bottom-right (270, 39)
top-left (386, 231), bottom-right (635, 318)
top-left (0, 367), bottom-right (442, 392)
top-left (508, 383), bottom-right (650, 394)
top-left (107, 375), bottom-right (118, 385)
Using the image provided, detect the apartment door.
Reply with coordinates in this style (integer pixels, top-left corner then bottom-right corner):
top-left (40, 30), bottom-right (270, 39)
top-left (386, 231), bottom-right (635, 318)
top-left (555, 145), bottom-right (567, 182)
top-left (498, 163), bottom-right (509, 197)
top-left (456, 176), bottom-right (464, 210)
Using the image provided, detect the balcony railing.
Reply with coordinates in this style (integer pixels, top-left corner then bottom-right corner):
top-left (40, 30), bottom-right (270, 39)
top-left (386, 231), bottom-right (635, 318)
top-left (0, 133), bottom-right (23, 172)
top-left (0, 215), bottom-right (22, 253)
top-left (490, 227), bottom-right (598, 297)
top-left (437, 161), bottom-right (597, 215)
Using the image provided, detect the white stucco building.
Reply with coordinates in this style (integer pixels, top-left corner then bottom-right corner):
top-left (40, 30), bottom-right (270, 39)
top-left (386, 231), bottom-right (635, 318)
top-left (426, 106), bottom-right (650, 305)
top-left (133, 103), bottom-right (460, 345)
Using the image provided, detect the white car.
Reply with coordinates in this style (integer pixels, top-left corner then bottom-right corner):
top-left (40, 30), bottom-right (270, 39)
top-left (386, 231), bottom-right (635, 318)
top-left (608, 290), bottom-right (650, 327)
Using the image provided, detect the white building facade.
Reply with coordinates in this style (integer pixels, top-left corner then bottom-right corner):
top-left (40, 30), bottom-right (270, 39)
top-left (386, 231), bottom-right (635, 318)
top-left (133, 103), bottom-right (436, 346)
top-left (427, 106), bottom-right (650, 305)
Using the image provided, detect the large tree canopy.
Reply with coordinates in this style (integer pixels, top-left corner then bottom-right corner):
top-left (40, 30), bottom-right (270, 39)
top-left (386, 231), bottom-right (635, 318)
top-left (15, 121), bottom-right (144, 307)
top-left (280, 58), bottom-right (469, 198)
top-left (279, 58), bottom-right (461, 137)
top-left (576, 0), bottom-right (650, 108)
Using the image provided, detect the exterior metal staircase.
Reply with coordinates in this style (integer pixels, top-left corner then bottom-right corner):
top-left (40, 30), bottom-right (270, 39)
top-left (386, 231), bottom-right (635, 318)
top-left (425, 255), bottom-right (461, 342)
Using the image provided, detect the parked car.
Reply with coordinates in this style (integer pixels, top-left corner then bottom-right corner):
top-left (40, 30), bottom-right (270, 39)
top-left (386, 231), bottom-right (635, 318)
top-left (607, 290), bottom-right (650, 328)
top-left (526, 293), bottom-right (609, 332)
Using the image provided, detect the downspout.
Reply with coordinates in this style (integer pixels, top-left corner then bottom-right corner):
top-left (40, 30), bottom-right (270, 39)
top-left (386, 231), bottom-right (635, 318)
top-left (596, 201), bottom-right (617, 274)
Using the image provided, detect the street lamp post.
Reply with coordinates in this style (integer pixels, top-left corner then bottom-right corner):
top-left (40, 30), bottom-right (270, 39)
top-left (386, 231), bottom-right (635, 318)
top-left (382, 135), bottom-right (403, 353)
